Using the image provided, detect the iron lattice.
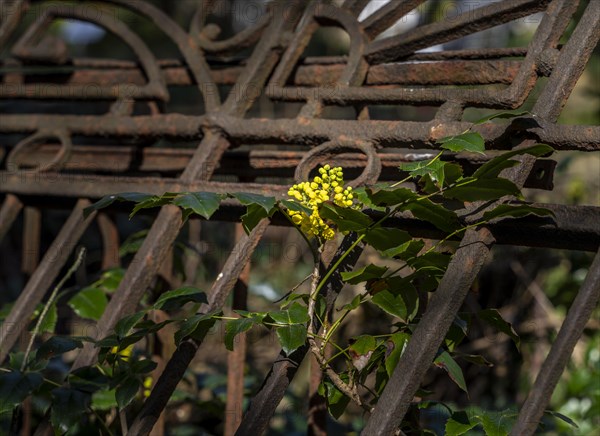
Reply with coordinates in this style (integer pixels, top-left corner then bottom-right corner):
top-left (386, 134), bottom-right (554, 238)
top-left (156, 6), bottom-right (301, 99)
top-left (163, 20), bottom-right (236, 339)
top-left (0, 0), bottom-right (599, 435)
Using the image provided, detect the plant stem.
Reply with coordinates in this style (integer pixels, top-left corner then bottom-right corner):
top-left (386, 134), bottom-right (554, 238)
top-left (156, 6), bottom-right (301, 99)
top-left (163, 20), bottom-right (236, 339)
top-left (21, 247), bottom-right (86, 372)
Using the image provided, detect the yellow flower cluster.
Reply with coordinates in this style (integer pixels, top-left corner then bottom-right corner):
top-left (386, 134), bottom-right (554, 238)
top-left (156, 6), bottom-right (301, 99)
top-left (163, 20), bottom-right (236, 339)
top-left (287, 165), bottom-right (354, 241)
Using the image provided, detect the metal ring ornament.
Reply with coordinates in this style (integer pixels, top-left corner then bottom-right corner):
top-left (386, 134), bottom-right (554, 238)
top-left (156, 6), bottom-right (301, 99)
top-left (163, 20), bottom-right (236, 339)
top-left (294, 138), bottom-right (381, 188)
top-left (6, 129), bottom-right (72, 173)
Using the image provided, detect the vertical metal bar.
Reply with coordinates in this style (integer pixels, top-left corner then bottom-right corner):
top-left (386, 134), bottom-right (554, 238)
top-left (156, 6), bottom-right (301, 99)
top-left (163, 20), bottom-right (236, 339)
top-left (21, 207), bottom-right (41, 275)
top-left (0, 199), bottom-right (95, 363)
top-left (0, 194), bottom-right (23, 243)
top-left (511, 247), bottom-right (600, 435)
top-left (97, 213), bottom-right (120, 270)
top-left (224, 224), bottom-right (250, 436)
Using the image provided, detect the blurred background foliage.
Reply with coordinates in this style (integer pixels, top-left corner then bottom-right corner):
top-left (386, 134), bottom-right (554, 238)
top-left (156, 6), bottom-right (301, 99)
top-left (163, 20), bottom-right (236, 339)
top-left (0, 0), bottom-right (598, 434)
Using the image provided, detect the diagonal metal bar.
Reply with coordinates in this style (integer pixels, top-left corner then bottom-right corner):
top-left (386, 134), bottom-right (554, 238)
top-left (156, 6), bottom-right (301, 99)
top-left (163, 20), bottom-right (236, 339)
top-left (0, 194), bottom-right (23, 244)
top-left (363, 0), bottom-right (591, 431)
top-left (511, 247), bottom-right (600, 435)
top-left (126, 219), bottom-right (269, 436)
top-left (72, 1), bottom-right (307, 370)
top-left (0, 199), bottom-right (95, 363)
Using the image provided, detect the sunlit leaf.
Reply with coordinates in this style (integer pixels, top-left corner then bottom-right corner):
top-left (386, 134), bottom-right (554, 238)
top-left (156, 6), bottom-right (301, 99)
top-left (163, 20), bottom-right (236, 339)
top-left (439, 132), bottom-right (485, 154)
top-left (434, 351), bottom-right (468, 393)
top-left (68, 287), bottom-right (108, 321)
top-left (173, 192), bottom-right (222, 220)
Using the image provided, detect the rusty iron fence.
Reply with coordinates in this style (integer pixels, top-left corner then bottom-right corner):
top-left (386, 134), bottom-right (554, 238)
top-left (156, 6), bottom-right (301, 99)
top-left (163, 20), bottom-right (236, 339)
top-left (0, 0), bottom-right (599, 434)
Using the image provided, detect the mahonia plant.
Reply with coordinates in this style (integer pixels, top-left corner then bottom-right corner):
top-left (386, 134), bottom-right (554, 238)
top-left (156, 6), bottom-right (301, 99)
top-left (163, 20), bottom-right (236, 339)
top-left (3, 111), bottom-right (579, 435)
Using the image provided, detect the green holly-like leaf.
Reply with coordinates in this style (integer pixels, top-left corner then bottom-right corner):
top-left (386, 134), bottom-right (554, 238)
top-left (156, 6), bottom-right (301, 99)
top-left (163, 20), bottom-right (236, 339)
top-left (478, 309), bottom-right (520, 349)
top-left (130, 193), bottom-right (178, 218)
top-left (116, 377), bottom-right (141, 409)
top-left (445, 411), bottom-right (478, 436)
top-left (366, 187), bottom-right (418, 207)
top-left (68, 366), bottom-right (110, 394)
top-left (114, 311), bottom-right (146, 339)
top-left (174, 313), bottom-right (216, 346)
top-left (276, 324), bottom-right (307, 356)
top-left (36, 337), bottom-right (83, 361)
top-left (443, 178), bottom-right (521, 202)
top-left (434, 351), bottom-right (468, 393)
top-left (320, 203), bottom-right (373, 233)
top-left (83, 193), bottom-right (154, 218)
top-left (349, 335), bottom-right (377, 356)
top-left (224, 318), bottom-right (255, 351)
top-left (404, 198), bottom-right (461, 233)
top-left (400, 159), bottom-right (447, 184)
top-left (341, 264), bottom-right (388, 284)
top-left (173, 192), bottom-right (222, 220)
top-left (371, 290), bottom-right (408, 321)
top-left (0, 371), bottom-right (43, 415)
top-left (232, 193), bottom-right (276, 212)
top-left (473, 144), bottom-right (553, 179)
top-left (91, 389), bottom-right (117, 411)
top-left (50, 388), bottom-right (90, 432)
top-left (438, 132), bottom-right (485, 154)
top-left (37, 302), bottom-right (58, 334)
top-left (478, 410), bottom-right (511, 436)
top-left (280, 199), bottom-right (313, 216)
top-left (473, 110), bottom-right (530, 125)
top-left (153, 286), bottom-right (207, 310)
top-left (68, 287), bottom-right (108, 321)
top-left (482, 204), bottom-right (554, 222)
top-left (318, 379), bottom-right (351, 419)
top-left (385, 332), bottom-right (410, 376)
top-left (269, 302), bottom-right (310, 325)
top-left (364, 227), bottom-right (412, 253)
top-left (241, 203), bottom-right (275, 234)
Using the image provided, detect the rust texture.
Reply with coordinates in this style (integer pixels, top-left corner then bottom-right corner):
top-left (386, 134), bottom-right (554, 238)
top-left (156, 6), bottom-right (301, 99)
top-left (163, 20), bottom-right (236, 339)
top-left (0, 1), bottom-right (598, 435)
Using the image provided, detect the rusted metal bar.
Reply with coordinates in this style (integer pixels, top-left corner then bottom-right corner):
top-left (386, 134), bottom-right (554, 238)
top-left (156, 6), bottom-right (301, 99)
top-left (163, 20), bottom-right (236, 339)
top-left (366, 0), bottom-right (551, 63)
top-left (21, 206), bottom-right (41, 275)
top-left (127, 219), bottom-right (270, 436)
top-left (97, 213), bottom-right (120, 270)
top-left (0, 194), bottom-right (23, 244)
top-left (363, 0), bottom-right (586, 431)
top-left (5, 144), bottom-right (556, 190)
top-left (2, 113), bottom-right (598, 151)
top-left (224, 224), bottom-right (250, 436)
top-left (0, 199), bottom-right (95, 363)
top-left (511, 247), bottom-right (600, 435)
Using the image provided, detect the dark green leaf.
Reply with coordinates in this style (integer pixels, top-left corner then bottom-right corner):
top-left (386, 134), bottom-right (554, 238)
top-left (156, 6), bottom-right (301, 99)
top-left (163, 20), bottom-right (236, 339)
top-left (153, 286), bottom-right (207, 310)
top-left (0, 371), bottom-right (43, 414)
top-left (174, 313), bottom-right (216, 346)
top-left (84, 193), bottom-right (153, 218)
top-left (434, 351), bottom-right (468, 393)
top-left (319, 379), bottom-right (350, 419)
top-left (269, 302), bottom-right (309, 325)
top-left (224, 318), bottom-right (255, 351)
top-left (382, 239), bottom-right (425, 259)
top-left (342, 294), bottom-right (362, 311)
top-left (36, 337), bottom-right (83, 361)
top-left (349, 335), bottom-right (377, 355)
top-left (68, 287), bottom-right (108, 321)
top-left (241, 203), bottom-right (270, 234)
top-left (478, 309), bottom-right (520, 348)
top-left (116, 377), bottom-right (140, 409)
top-left (50, 388), bottom-right (90, 432)
top-left (371, 290), bottom-right (408, 321)
top-left (445, 411), bottom-right (478, 436)
top-left (130, 359), bottom-right (158, 374)
top-left (173, 192), bottom-right (222, 220)
top-left (479, 411), bottom-right (511, 436)
top-left (320, 203), bottom-right (373, 233)
top-left (439, 132), bottom-right (485, 154)
top-left (91, 389), bottom-right (117, 411)
top-left (404, 199), bottom-right (461, 233)
top-left (276, 324), bottom-right (307, 355)
top-left (474, 110), bottom-right (530, 124)
top-left (38, 302), bottom-right (57, 334)
top-left (443, 178), bottom-right (521, 202)
top-left (130, 194), bottom-right (174, 218)
top-left (385, 332), bottom-right (410, 376)
top-left (232, 193), bottom-right (276, 212)
top-left (473, 144), bottom-right (554, 179)
top-left (482, 204), bottom-right (554, 222)
top-left (280, 199), bottom-right (313, 216)
top-left (341, 264), bottom-right (388, 284)
top-left (400, 159), bottom-right (447, 185)
top-left (364, 227), bottom-right (412, 252)
top-left (454, 353), bottom-right (493, 367)
top-left (367, 187), bottom-right (418, 207)
top-left (544, 410), bottom-right (579, 428)
top-left (114, 311), bottom-right (146, 338)
top-left (68, 367), bottom-right (110, 393)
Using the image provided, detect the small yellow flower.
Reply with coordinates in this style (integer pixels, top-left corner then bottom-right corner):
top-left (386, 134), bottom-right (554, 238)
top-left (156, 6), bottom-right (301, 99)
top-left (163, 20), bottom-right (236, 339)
top-left (285, 165), bottom-right (356, 241)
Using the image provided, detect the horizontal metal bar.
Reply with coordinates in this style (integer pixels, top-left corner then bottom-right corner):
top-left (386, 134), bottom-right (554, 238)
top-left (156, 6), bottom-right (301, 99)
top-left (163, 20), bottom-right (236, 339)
top-left (6, 144), bottom-right (555, 190)
top-left (1, 114), bottom-right (598, 151)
